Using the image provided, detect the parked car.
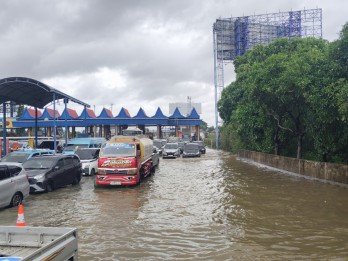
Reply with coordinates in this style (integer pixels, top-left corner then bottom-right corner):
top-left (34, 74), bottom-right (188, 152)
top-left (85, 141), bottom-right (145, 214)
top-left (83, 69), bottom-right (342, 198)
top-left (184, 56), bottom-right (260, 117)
top-left (0, 149), bottom-right (55, 163)
top-left (192, 141), bottom-right (206, 154)
top-left (178, 141), bottom-right (185, 154)
top-left (0, 162), bottom-right (30, 208)
top-left (182, 143), bottom-right (201, 158)
top-left (153, 139), bottom-right (164, 155)
top-left (152, 147), bottom-right (160, 168)
top-left (162, 143), bottom-right (180, 158)
top-left (37, 139), bottom-right (65, 153)
top-left (23, 154), bottom-right (82, 193)
top-left (62, 137), bottom-right (106, 154)
top-left (75, 148), bottom-right (100, 176)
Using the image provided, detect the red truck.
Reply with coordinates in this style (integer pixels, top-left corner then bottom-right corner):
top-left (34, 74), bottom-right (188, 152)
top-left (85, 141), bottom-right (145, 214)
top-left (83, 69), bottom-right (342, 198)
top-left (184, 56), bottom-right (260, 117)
top-left (95, 135), bottom-right (154, 186)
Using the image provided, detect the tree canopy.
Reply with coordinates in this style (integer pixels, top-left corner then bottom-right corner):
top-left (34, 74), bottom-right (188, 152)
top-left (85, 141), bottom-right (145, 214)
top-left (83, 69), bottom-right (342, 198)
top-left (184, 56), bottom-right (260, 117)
top-left (218, 22), bottom-right (348, 163)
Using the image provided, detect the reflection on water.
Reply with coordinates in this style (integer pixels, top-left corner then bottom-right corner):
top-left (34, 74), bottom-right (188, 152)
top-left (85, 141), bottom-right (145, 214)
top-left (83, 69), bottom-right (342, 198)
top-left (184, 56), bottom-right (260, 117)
top-left (1, 149), bottom-right (348, 260)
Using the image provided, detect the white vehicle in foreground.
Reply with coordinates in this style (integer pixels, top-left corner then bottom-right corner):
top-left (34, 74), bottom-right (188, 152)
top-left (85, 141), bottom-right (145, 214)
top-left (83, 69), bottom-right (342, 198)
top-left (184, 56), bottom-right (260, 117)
top-left (0, 226), bottom-right (78, 260)
top-left (75, 148), bottom-right (100, 176)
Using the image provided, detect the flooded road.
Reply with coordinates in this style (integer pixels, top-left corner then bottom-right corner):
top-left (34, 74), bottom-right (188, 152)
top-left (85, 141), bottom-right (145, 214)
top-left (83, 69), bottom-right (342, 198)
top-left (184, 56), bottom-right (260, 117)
top-left (1, 148), bottom-right (348, 260)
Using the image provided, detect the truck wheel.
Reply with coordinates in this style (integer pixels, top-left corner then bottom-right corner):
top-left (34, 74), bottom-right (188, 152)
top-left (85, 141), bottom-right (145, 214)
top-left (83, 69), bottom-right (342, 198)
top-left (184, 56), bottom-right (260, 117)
top-left (90, 169), bottom-right (96, 176)
top-left (151, 166), bottom-right (156, 175)
top-left (10, 193), bottom-right (23, 207)
top-left (136, 173), bottom-right (141, 185)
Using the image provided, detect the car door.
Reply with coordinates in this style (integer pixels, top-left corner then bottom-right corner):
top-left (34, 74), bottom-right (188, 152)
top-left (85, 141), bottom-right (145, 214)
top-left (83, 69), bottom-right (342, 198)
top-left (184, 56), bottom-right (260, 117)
top-left (0, 166), bottom-right (12, 207)
top-left (64, 157), bottom-right (76, 184)
top-left (8, 165), bottom-right (29, 199)
top-left (52, 158), bottom-right (66, 188)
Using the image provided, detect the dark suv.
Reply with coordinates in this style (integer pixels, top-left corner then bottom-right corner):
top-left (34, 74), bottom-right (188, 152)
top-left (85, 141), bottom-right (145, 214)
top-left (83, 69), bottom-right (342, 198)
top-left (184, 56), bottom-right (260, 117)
top-left (23, 154), bottom-right (82, 193)
top-left (192, 141), bottom-right (206, 154)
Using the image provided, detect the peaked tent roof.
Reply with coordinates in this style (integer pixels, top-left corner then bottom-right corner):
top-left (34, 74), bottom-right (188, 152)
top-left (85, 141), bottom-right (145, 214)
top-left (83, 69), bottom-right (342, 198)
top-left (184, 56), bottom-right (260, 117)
top-left (19, 107), bottom-right (42, 120)
top-left (98, 108), bottom-right (114, 118)
top-left (151, 107), bottom-right (167, 119)
top-left (78, 108), bottom-right (97, 119)
top-left (60, 108), bottom-right (79, 119)
top-left (0, 77), bottom-right (90, 108)
top-left (39, 108), bottom-right (60, 119)
top-left (133, 108), bottom-right (148, 118)
top-left (187, 107), bottom-right (200, 119)
top-left (169, 107), bottom-right (185, 119)
top-left (115, 107), bottom-right (131, 118)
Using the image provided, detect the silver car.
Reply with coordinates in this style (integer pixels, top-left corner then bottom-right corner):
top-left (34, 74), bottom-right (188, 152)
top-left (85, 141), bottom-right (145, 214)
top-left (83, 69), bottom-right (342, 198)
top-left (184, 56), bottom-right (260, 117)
top-left (162, 143), bottom-right (180, 158)
top-left (0, 162), bottom-right (30, 208)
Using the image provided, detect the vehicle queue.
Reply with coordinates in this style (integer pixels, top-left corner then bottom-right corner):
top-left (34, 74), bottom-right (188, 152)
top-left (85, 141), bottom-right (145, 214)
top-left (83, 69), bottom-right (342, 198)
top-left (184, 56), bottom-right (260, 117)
top-left (0, 135), bottom-right (206, 210)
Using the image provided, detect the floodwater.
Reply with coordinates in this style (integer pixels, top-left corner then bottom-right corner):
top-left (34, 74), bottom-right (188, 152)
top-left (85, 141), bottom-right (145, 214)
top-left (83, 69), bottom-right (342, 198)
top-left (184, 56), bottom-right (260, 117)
top-left (1, 148), bottom-right (348, 260)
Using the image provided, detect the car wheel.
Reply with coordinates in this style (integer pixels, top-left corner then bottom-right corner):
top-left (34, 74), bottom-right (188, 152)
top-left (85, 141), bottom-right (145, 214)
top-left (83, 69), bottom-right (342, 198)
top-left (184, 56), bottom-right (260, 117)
top-left (90, 168), bottom-right (96, 176)
top-left (157, 159), bottom-right (160, 167)
top-left (10, 193), bottom-right (23, 207)
top-left (46, 180), bottom-right (55, 192)
top-left (72, 175), bottom-right (80, 185)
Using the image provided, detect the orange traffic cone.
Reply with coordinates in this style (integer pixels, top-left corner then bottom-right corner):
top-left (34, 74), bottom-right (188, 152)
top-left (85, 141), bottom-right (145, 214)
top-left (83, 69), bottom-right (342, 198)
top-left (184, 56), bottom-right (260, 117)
top-left (16, 203), bottom-right (26, 227)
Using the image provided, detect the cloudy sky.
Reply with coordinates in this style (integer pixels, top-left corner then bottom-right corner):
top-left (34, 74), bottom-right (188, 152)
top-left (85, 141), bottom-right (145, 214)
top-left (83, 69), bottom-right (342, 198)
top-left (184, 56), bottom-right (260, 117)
top-left (1, 0), bottom-right (347, 126)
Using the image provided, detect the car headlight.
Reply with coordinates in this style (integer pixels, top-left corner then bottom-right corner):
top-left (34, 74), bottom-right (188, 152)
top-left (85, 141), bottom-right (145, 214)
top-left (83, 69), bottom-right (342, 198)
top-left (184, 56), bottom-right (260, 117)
top-left (127, 169), bottom-right (138, 174)
top-left (84, 164), bottom-right (90, 168)
top-left (163, 152), bottom-right (167, 155)
top-left (34, 174), bottom-right (44, 180)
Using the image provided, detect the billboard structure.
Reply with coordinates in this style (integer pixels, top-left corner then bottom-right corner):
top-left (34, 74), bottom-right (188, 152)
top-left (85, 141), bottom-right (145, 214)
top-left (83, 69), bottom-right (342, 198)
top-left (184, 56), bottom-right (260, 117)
top-left (169, 102), bottom-right (202, 116)
top-left (213, 8), bottom-right (322, 148)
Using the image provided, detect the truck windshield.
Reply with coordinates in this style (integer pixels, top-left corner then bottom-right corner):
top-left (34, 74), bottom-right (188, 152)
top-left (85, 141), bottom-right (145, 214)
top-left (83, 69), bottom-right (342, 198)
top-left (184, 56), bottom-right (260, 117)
top-left (101, 143), bottom-right (135, 157)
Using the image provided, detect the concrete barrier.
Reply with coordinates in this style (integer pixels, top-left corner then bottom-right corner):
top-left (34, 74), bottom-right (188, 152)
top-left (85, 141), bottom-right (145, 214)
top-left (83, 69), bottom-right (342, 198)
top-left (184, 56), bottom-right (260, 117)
top-left (237, 150), bottom-right (348, 185)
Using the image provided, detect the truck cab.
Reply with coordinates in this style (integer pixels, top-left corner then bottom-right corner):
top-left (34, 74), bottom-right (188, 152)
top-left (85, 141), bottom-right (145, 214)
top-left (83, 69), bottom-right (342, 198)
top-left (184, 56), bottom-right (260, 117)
top-left (96, 135), bottom-right (153, 187)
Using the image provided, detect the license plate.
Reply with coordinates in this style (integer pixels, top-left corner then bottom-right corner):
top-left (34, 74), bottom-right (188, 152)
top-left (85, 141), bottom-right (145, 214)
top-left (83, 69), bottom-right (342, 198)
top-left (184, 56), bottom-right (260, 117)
top-left (110, 181), bottom-right (121, 185)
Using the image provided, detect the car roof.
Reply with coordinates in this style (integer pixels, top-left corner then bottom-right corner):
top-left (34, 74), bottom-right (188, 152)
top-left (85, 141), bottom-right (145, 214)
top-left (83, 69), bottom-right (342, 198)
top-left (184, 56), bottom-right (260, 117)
top-left (25, 154), bottom-right (78, 160)
top-left (0, 162), bottom-right (23, 167)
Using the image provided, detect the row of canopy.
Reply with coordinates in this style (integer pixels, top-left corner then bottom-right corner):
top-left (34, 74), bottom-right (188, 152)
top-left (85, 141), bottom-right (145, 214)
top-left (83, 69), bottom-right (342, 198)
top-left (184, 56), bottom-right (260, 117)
top-left (13, 106), bottom-right (201, 127)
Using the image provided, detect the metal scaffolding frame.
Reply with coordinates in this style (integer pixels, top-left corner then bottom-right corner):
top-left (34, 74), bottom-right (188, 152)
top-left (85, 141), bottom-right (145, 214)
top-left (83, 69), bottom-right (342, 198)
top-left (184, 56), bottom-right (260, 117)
top-left (213, 8), bottom-right (322, 149)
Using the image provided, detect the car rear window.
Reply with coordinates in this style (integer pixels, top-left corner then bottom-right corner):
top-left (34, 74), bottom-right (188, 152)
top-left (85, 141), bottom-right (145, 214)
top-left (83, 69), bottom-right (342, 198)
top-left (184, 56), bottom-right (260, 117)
top-left (8, 166), bottom-right (22, 176)
top-left (0, 166), bottom-right (9, 180)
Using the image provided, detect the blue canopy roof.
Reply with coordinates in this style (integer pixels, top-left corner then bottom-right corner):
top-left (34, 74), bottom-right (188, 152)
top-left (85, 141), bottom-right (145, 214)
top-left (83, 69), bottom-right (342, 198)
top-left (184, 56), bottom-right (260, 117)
top-left (133, 108), bottom-right (149, 119)
top-left (115, 107), bottom-right (131, 118)
top-left (12, 106), bottom-right (203, 127)
top-left (98, 108), bottom-right (114, 118)
top-left (187, 107), bottom-right (200, 119)
top-left (169, 107), bottom-right (185, 119)
top-left (152, 107), bottom-right (167, 119)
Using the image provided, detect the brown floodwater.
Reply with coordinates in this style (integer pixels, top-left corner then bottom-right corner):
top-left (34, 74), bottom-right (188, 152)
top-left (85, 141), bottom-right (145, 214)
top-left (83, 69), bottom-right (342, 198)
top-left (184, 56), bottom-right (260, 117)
top-left (1, 148), bottom-right (348, 260)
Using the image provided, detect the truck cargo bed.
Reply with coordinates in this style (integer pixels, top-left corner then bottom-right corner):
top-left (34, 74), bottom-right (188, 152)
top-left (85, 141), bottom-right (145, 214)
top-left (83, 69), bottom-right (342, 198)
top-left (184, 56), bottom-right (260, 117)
top-left (0, 226), bottom-right (78, 261)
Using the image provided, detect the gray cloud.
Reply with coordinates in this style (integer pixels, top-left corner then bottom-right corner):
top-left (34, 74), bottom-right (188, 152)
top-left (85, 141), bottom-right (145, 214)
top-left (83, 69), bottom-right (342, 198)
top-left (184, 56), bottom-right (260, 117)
top-left (0, 0), bottom-right (346, 126)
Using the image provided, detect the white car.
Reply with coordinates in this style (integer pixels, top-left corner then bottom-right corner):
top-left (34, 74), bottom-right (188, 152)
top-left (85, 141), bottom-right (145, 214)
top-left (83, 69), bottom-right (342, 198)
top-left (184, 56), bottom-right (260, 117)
top-left (152, 147), bottom-right (160, 168)
top-left (0, 162), bottom-right (30, 208)
top-left (75, 148), bottom-right (100, 176)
